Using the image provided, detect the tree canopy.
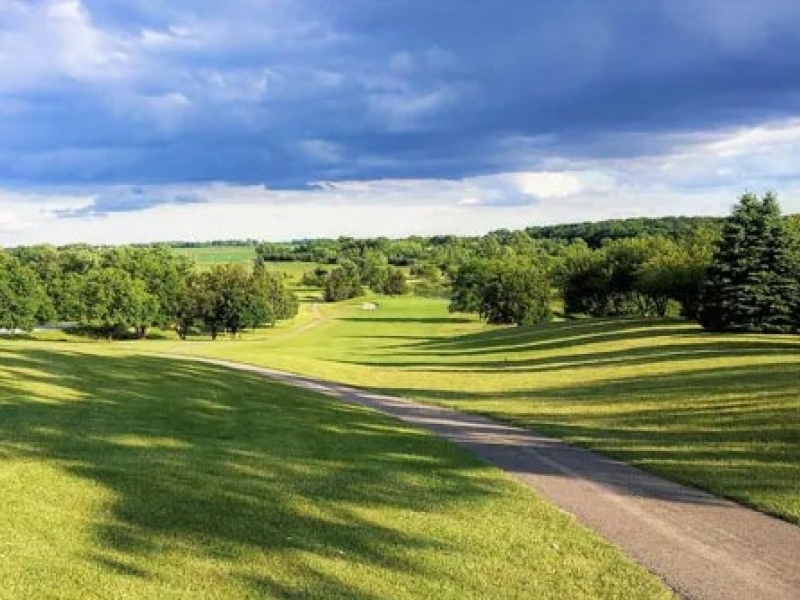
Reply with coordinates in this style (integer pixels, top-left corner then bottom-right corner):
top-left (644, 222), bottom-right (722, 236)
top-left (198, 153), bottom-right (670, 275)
top-left (450, 258), bottom-right (552, 326)
top-left (699, 193), bottom-right (800, 333)
top-left (3, 200), bottom-right (799, 336)
top-left (1, 245), bottom-right (298, 340)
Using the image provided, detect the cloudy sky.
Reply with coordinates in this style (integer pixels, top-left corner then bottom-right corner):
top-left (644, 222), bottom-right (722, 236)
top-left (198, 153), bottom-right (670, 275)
top-left (2, 0), bottom-right (800, 245)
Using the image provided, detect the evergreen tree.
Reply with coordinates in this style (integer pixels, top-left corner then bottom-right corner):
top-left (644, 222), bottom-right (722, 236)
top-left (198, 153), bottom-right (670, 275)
top-left (699, 192), bottom-right (800, 333)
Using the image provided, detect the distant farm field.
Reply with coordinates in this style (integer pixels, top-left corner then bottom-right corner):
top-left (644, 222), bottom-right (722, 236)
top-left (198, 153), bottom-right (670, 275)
top-left (173, 245), bottom-right (256, 267)
top-left (0, 345), bottom-right (669, 599)
top-left (171, 246), bottom-right (320, 290)
top-left (165, 295), bottom-right (800, 524)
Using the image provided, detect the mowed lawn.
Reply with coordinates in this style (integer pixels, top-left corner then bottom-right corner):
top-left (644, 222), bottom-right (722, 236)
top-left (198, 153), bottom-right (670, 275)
top-left (168, 296), bottom-right (800, 524)
top-left (0, 345), bottom-right (669, 599)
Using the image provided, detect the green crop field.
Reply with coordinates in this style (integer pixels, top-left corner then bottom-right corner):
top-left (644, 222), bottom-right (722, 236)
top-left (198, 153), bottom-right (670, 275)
top-left (171, 246), bottom-right (319, 294)
top-left (164, 295), bottom-right (800, 524)
top-left (173, 245), bottom-right (257, 267)
top-left (0, 344), bottom-right (669, 599)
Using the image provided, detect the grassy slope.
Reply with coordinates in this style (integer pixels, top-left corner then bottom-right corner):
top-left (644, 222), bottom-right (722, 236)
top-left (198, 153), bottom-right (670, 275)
top-left (0, 345), bottom-right (669, 599)
top-left (166, 296), bottom-right (800, 524)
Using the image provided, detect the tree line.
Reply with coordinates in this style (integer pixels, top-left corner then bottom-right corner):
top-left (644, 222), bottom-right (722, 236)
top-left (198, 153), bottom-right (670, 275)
top-left (3, 193), bottom-right (798, 337)
top-left (0, 245), bottom-right (297, 339)
top-left (449, 193), bottom-right (800, 333)
top-left (242, 215), bottom-right (724, 264)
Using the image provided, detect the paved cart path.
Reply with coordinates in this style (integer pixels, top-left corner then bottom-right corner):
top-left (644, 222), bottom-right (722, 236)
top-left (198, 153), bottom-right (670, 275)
top-left (186, 357), bottom-right (800, 600)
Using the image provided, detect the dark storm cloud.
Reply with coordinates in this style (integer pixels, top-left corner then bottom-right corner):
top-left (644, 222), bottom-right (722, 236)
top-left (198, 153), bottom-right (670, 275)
top-left (1, 0), bottom-right (800, 213)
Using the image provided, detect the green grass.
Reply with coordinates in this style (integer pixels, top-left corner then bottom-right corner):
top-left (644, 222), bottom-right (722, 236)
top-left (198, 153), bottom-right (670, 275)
top-left (172, 246), bottom-right (320, 296)
top-left (0, 345), bottom-right (669, 599)
top-left (161, 296), bottom-right (800, 524)
top-left (260, 261), bottom-right (321, 282)
top-left (174, 245), bottom-right (256, 267)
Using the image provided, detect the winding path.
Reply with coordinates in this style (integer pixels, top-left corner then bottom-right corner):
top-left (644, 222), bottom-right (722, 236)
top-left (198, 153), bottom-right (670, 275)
top-left (187, 357), bottom-right (800, 600)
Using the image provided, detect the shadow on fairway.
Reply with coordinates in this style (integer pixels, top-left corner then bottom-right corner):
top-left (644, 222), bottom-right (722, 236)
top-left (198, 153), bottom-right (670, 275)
top-left (344, 339), bottom-right (800, 373)
top-left (287, 317), bottom-right (797, 523)
top-left (337, 316), bottom-right (474, 325)
top-left (404, 319), bottom-right (701, 355)
top-left (0, 348), bottom-right (497, 596)
top-left (370, 359), bottom-right (800, 524)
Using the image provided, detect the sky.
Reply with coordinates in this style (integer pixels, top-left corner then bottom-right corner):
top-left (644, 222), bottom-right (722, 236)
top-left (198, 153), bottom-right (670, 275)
top-left (2, 0), bottom-right (800, 245)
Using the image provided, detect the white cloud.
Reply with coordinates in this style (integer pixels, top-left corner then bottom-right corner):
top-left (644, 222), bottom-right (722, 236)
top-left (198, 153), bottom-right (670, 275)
top-left (623, 119), bottom-right (800, 190)
top-left (197, 68), bottom-right (275, 103)
top-left (139, 24), bottom-right (194, 48)
top-left (511, 172), bottom-right (586, 199)
top-left (701, 120), bottom-right (800, 159)
top-left (297, 140), bottom-right (343, 163)
top-left (0, 189), bottom-right (92, 235)
top-left (0, 0), bottom-right (347, 139)
top-left (367, 87), bottom-right (456, 131)
top-left (0, 0), bottom-right (130, 91)
top-left (3, 118), bottom-right (800, 246)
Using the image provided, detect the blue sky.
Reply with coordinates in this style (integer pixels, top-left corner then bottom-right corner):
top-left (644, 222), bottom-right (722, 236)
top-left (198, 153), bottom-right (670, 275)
top-left (2, 0), bottom-right (800, 244)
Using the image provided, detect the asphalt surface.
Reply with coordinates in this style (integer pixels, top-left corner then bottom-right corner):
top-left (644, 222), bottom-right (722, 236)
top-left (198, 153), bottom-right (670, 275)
top-left (189, 357), bottom-right (800, 600)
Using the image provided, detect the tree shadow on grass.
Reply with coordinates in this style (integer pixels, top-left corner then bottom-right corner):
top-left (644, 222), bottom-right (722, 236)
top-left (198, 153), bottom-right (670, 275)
top-left (343, 339), bottom-right (800, 373)
top-left (371, 362), bottom-right (800, 523)
top-left (402, 319), bottom-right (703, 356)
top-left (0, 348), bottom-right (499, 597)
top-left (321, 319), bottom-right (701, 359)
top-left (336, 317), bottom-right (474, 325)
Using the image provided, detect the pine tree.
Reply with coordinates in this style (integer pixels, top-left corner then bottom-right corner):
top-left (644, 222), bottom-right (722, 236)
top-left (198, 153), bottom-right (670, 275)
top-left (699, 192), bottom-right (800, 333)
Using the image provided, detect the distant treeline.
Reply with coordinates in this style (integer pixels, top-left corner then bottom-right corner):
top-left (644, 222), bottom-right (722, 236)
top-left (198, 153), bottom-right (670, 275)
top-left (0, 245), bottom-right (297, 339)
top-left (249, 204), bottom-right (798, 335)
top-left (3, 206), bottom-right (800, 337)
top-left (159, 239), bottom-right (261, 248)
top-left (447, 195), bottom-right (800, 333)
top-left (524, 216), bottom-right (727, 247)
top-left (161, 215), bottom-right (731, 263)
top-left (248, 199), bottom-right (798, 333)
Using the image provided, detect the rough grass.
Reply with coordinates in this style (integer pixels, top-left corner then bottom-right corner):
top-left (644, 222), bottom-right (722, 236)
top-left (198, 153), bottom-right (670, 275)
top-left (164, 296), bottom-right (800, 524)
top-left (0, 345), bottom-right (670, 599)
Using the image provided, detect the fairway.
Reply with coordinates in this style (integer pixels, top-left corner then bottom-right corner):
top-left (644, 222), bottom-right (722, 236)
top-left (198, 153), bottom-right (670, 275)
top-left (0, 345), bottom-right (669, 599)
top-left (166, 296), bottom-right (800, 524)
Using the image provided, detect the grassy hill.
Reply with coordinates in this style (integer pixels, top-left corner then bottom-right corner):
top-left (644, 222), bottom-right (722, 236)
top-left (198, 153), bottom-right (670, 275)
top-left (164, 296), bottom-right (800, 524)
top-left (0, 345), bottom-right (668, 599)
top-left (4, 289), bottom-right (799, 597)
